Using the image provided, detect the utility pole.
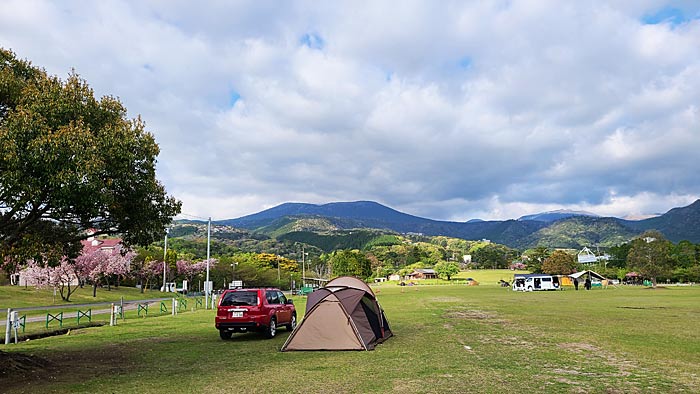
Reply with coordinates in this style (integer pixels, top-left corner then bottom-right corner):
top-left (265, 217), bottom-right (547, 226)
top-left (205, 217), bottom-right (211, 309)
top-left (162, 228), bottom-right (169, 292)
top-left (301, 247), bottom-right (308, 287)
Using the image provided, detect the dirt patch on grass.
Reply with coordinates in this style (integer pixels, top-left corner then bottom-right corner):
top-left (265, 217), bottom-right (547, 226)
top-left (444, 309), bottom-right (496, 320)
top-left (560, 342), bottom-right (600, 353)
top-left (560, 342), bottom-right (643, 379)
top-left (0, 350), bottom-right (50, 375)
top-left (443, 307), bottom-right (512, 328)
top-left (0, 344), bottom-right (135, 392)
top-left (477, 334), bottom-right (535, 348)
top-left (429, 296), bottom-right (463, 303)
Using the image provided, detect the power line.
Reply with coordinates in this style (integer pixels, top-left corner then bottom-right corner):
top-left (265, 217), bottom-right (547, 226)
top-left (175, 212), bottom-right (209, 221)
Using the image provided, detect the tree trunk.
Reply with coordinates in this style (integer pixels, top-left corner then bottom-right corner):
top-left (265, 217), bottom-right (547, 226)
top-left (93, 283), bottom-right (97, 297)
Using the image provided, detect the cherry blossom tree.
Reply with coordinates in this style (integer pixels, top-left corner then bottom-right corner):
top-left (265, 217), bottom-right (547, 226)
top-left (176, 259), bottom-right (212, 293)
top-left (75, 246), bottom-right (134, 296)
top-left (140, 260), bottom-right (170, 291)
top-left (21, 258), bottom-right (81, 301)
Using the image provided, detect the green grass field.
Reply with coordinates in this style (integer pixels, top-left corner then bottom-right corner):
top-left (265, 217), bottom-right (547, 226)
top-left (2, 281), bottom-right (699, 393)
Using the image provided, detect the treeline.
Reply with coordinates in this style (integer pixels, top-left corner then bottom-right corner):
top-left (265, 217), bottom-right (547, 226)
top-left (525, 230), bottom-right (700, 285)
top-left (145, 224), bottom-right (700, 289)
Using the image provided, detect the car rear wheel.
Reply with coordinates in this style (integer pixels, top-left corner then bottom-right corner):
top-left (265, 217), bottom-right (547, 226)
top-left (265, 317), bottom-right (276, 339)
top-left (285, 314), bottom-right (297, 331)
top-left (219, 330), bottom-right (232, 340)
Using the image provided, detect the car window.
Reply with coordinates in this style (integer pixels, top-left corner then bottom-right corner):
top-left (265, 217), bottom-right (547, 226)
top-left (278, 292), bottom-right (287, 304)
top-left (220, 291), bottom-right (258, 306)
top-left (266, 290), bottom-right (279, 305)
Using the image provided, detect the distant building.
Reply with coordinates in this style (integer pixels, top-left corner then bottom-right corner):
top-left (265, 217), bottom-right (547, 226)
top-left (407, 269), bottom-right (437, 280)
top-left (80, 229), bottom-right (122, 253)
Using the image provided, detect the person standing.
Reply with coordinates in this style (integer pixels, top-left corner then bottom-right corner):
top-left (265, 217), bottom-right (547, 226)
top-left (574, 278), bottom-right (579, 290)
top-left (585, 277), bottom-right (591, 290)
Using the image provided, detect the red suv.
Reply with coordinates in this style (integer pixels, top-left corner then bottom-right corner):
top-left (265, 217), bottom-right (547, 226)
top-left (215, 288), bottom-right (296, 340)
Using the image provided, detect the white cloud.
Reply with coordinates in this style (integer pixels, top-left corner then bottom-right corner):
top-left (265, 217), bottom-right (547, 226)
top-left (2, 0), bottom-right (700, 222)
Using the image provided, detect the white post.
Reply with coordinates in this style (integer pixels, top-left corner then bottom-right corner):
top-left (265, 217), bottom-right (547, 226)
top-left (172, 298), bottom-right (177, 315)
top-left (110, 303), bottom-right (115, 326)
top-left (12, 315), bottom-right (18, 344)
top-left (5, 308), bottom-right (12, 345)
top-left (205, 217), bottom-right (211, 309)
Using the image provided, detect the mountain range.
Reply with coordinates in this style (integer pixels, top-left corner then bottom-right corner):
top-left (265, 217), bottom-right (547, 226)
top-left (215, 199), bottom-right (700, 249)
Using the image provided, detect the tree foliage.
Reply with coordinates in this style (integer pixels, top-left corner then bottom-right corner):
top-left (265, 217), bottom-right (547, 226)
top-left (523, 247), bottom-right (551, 273)
top-left (471, 243), bottom-right (518, 269)
top-left (434, 261), bottom-right (460, 280)
top-left (0, 48), bottom-right (181, 269)
top-left (541, 250), bottom-right (577, 275)
top-left (329, 250), bottom-right (372, 279)
top-left (627, 231), bottom-right (673, 287)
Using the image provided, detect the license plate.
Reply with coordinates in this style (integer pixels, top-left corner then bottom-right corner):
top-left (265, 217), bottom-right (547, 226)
top-left (232, 311), bottom-right (243, 318)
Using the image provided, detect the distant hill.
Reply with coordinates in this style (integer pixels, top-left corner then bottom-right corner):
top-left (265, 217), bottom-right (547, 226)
top-left (518, 209), bottom-right (600, 222)
top-left (214, 199), bottom-right (700, 249)
top-left (218, 201), bottom-right (439, 232)
top-left (514, 216), bottom-right (637, 249)
top-left (623, 199), bottom-right (700, 243)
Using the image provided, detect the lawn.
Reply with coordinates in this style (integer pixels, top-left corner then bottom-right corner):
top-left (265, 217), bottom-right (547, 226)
top-left (2, 283), bottom-right (699, 393)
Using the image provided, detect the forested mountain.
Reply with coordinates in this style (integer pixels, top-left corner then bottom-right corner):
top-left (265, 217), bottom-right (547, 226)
top-left (623, 200), bottom-right (700, 243)
top-left (212, 199), bottom-right (700, 249)
top-left (518, 209), bottom-right (600, 222)
top-left (513, 217), bottom-right (638, 249)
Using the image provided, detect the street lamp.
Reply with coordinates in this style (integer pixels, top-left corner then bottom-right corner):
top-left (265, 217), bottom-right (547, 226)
top-left (162, 227), bottom-right (170, 292)
top-left (276, 255), bottom-right (281, 286)
top-left (230, 263), bottom-right (238, 289)
top-left (301, 248), bottom-right (308, 287)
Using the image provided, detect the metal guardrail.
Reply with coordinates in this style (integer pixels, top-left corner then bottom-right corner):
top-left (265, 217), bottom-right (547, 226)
top-left (9, 297), bottom-right (173, 312)
top-left (4, 295), bottom-right (207, 345)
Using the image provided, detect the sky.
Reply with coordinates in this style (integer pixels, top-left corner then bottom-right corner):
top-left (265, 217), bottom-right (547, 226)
top-left (2, 0), bottom-right (700, 222)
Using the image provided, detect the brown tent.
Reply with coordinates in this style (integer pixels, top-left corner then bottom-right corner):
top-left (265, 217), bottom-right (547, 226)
top-left (281, 276), bottom-right (392, 351)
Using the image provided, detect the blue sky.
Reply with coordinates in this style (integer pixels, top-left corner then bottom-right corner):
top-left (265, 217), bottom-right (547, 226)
top-left (2, 1), bottom-right (700, 221)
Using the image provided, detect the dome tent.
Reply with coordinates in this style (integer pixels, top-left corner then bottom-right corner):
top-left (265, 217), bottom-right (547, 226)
top-left (281, 276), bottom-right (392, 351)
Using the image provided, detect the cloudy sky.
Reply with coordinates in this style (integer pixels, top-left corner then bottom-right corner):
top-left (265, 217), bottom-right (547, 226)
top-left (2, 1), bottom-right (700, 221)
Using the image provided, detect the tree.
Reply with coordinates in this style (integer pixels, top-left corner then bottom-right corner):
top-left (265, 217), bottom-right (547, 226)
top-left (137, 260), bottom-right (170, 291)
top-left (21, 258), bottom-right (81, 301)
top-left (471, 243), bottom-right (517, 269)
top-left (434, 261), bottom-right (460, 280)
top-left (0, 48), bottom-right (181, 270)
top-left (176, 259), bottom-right (208, 292)
top-left (541, 250), bottom-right (577, 275)
top-left (627, 231), bottom-right (673, 287)
top-left (76, 246), bottom-right (134, 296)
top-left (672, 240), bottom-right (698, 269)
top-left (329, 250), bottom-right (372, 279)
top-left (524, 247), bottom-right (551, 273)
top-left (607, 243), bottom-right (631, 268)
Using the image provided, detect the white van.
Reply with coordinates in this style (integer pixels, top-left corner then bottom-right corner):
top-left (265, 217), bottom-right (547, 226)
top-left (512, 274), bottom-right (561, 291)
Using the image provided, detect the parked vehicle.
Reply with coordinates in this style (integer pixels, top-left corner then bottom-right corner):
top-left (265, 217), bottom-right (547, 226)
top-left (215, 288), bottom-right (296, 340)
top-left (512, 274), bottom-right (561, 291)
